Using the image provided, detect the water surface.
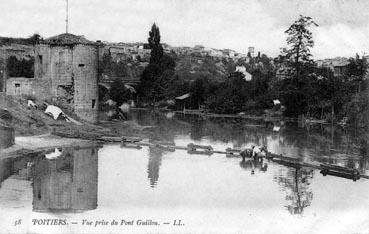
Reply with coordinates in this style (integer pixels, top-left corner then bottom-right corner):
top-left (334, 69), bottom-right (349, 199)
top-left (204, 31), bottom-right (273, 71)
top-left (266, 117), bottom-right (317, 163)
top-left (1, 110), bottom-right (368, 234)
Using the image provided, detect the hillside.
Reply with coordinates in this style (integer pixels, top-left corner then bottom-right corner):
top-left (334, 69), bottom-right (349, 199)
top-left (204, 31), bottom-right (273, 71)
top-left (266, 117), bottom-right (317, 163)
top-left (174, 54), bottom-right (231, 82)
top-left (102, 51), bottom-right (243, 84)
top-left (0, 94), bottom-right (106, 136)
top-left (0, 94), bottom-right (153, 138)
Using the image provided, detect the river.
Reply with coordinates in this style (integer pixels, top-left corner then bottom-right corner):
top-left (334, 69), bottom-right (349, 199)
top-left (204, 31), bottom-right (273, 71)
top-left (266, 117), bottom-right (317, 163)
top-left (0, 110), bottom-right (368, 234)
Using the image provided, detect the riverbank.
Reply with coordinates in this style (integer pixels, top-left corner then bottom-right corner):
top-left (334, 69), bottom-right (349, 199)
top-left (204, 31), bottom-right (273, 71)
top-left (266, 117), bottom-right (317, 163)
top-left (0, 134), bottom-right (96, 159)
top-left (0, 95), bottom-right (147, 157)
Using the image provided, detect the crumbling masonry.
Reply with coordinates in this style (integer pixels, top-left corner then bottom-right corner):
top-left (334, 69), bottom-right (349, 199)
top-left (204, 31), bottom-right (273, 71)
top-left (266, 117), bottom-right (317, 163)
top-left (33, 33), bottom-right (99, 123)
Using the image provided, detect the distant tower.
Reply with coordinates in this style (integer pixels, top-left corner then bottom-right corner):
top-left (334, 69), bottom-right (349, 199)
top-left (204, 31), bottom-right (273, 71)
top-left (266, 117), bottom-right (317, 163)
top-left (248, 47), bottom-right (255, 57)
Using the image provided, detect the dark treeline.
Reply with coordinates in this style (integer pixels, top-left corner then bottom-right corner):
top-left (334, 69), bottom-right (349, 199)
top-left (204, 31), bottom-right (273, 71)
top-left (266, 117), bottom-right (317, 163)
top-left (108, 16), bottom-right (368, 129)
top-left (0, 33), bottom-right (43, 46)
top-left (4, 33), bottom-right (43, 78)
top-left (7, 56), bottom-right (34, 78)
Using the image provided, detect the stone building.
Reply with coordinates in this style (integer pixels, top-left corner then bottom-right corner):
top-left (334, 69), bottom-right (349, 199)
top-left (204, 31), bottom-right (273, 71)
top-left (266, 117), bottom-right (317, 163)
top-left (1, 33), bottom-right (100, 123)
top-left (6, 77), bottom-right (34, 96)
top-left (34, 33), bottom-right (100, 123)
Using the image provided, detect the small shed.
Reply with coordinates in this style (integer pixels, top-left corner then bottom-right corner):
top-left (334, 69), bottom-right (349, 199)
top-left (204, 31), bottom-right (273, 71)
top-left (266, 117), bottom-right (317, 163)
top-left (175, 93), bottom-right (191, 111)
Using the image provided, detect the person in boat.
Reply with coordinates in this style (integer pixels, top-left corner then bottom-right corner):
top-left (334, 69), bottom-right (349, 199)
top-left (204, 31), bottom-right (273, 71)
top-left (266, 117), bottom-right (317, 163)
top-left (240, 145), bottom-right (268, 161)
top-left (252, 145), bottom-right (268, 160)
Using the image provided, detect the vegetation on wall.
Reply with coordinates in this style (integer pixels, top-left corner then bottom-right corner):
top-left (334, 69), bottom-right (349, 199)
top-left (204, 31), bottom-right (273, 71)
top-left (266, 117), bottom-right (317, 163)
top-left (0, 33), bottom-right (43, 46)
top-left (6, 56), bottom-right (34, 78)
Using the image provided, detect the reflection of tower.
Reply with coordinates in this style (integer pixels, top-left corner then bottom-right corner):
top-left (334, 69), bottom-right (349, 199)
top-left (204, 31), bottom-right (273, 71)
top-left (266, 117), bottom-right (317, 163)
top-left (0, 125), bottom-right (14, 149)
top-left (0, 158), bottom-right (13, 186)
top-left (274, 167), bottom-right (314, 215)
top-left (147, 147), bottom-right (163, 188)
top-left (0, 154), bottom-right (34, 186)
top-left (32, 147), bottom-right (98, 212)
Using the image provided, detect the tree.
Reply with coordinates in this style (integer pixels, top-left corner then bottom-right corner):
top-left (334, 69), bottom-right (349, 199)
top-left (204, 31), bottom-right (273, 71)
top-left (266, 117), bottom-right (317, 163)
top-left (28, 33), bottom-right (43, 45)
top-left (346, 54), bottom-right (368, 93)
top-left (99, 52), bottom-right (113, 75)
top-left (148, 23), bottom-right (164, 65)
top-left (109, 78), bottom-right (135, 106)
top-left (205, 72), bottom-right (251, 114)
top-left (138, 23), bottom-right (176, 103)
top-left (6, 56), bottom-right (34, 78)
top-left (285, 15), bottom-right (318, 81)
top-left (189, 76), bottom-right (207, 109)
top-left (277, 16), bottom-right (318, 117)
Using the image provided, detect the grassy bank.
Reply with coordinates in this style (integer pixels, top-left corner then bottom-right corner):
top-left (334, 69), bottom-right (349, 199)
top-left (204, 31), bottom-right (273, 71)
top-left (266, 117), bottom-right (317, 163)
top-left (0, 94), bottom-right (151, 139)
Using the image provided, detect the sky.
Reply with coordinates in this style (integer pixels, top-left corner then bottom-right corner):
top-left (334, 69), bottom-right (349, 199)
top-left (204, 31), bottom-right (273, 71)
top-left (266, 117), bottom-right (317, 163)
top-left (0, 0), bottom-right (368, 59)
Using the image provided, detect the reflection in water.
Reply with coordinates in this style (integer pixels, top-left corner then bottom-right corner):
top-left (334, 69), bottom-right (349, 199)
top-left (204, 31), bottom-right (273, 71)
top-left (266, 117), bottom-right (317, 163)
top-left (122, 110), bottom-right (369, 213)
top-left (32, 147), bottom-right (98, 213)
top-left (274, 167), bottom-right (314, 215)
top-left (126, 110), bottom-right (369, 173)
top-left (118, 110), bottom-right (369, 215)
top-left (147, 147), bottom-right (163, 188)
top-left (239, 158), bottom-right (268, 175)
top-left (0, 154), bottom-right (34, 186)
top-left (0, 125), bottom-right (14, 149)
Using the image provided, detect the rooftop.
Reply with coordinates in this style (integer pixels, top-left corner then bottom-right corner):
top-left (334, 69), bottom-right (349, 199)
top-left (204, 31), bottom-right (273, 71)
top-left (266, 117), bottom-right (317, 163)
top-left (43, 33), bottom-right (97, 46)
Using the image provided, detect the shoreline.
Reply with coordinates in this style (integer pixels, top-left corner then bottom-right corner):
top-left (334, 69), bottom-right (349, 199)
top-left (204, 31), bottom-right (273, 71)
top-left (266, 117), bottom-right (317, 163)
top-left (131, 107), bottom-right (333, 124)
top-left (0, 107), bottom-right (353, 159)
top-left (0, 134), bottom-right (98, 160)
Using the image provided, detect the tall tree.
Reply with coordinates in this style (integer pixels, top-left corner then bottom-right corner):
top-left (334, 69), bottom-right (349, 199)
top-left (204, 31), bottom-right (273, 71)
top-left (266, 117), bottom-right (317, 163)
top-left (285, 15), bottom-right (318, 80)
top-left (138, 23), bottom-right (176, 103)
top-left (148, 23), bottom-right (164, 65)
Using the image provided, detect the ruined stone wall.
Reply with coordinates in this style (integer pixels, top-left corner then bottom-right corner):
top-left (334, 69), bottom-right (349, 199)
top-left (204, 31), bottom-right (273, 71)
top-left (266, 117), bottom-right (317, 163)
top-left (35, 45), bottom-right (74, 97)
top-left (6, 77), bottom-right (34, 96)
top-left (73, 45), bottom-right (99, 123)
top-left (34, 44), bottom-right (99, 123)
top-left (34, 45), bottom-right (50, 80)
top-left (0, 44), bottom-right (34, 92)
top-left (50, 46), bottom-right (74, 96)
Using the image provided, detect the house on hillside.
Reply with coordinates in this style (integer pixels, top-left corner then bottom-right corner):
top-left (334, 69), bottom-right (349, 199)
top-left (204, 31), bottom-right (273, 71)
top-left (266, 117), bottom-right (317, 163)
top-left (222, 49), bottom-right (236, 58)
top-left (194, 45), bottom-right (205, 51)
top-left (331, 60), bottom-right (349, 77)
top-left (316, 57), bottom-right (350, 77)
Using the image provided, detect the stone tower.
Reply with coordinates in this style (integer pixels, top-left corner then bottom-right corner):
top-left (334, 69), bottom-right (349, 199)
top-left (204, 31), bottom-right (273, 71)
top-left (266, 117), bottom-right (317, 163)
top-left (34, 33), bottom-right (99, 123)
